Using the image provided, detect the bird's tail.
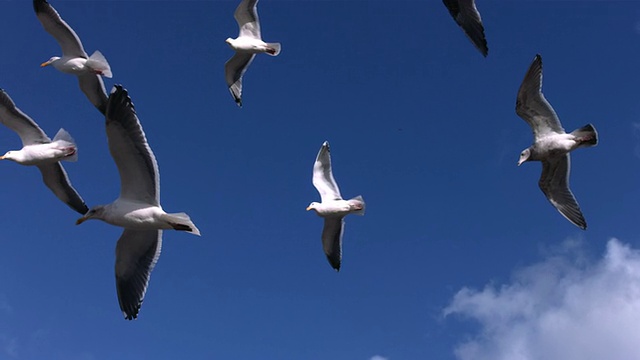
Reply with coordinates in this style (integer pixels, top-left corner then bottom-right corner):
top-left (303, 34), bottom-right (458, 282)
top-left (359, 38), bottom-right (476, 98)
top-left (163, 212), bottom-right (201, 236)
top-left (571, 124), bottom-right (598, 148)
top-left (266, 43), bottom-right (281, 56)
top-left (53, 128), bottom-right (78, 162)
top-left (86, 50), bottom-right (113, 78)
top-left (348, 195), bottom-right (365, 216)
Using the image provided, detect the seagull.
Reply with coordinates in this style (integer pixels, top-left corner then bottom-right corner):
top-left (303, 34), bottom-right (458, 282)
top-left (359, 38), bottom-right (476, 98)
top-left (33, 0), bottom-right (111, 114)
top-left (0, 89), bottom-right (88, 215)
top-left (307, 141), bottom-right (365, 271)
top-left (225, 0), bottom-right (281, 107)
top-left (443, 0), bottom-right (489, 57)
top-left (75, 85), bottom-right (200, 320)
top-left (516, 54), bottom-right (598, 230)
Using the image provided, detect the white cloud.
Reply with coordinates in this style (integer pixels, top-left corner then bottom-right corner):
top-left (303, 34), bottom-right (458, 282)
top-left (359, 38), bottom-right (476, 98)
top-left (370, 356), bottom-right (388, 360)
top-left (444, 238), bottom-right (640, 360)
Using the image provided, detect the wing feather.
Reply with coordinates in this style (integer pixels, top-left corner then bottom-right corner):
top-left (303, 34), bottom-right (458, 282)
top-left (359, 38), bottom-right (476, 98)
top-left (115, 229), bottom-right (162, 320)
top-left (312, 141), bottom-right (342, 202)
top-left (105, 86), bottom-right (159, 205)
top-left (321, 217), bottom-right (344, 271)
top-left (516, 54), bottom-right (565, 139)
top-left (78, 73), bottom-right (108, 115)
top-left (539, 155), bottom-right (587, 229)
top-left (224, 53), bottom-right (255, 107)
top-left (33, 0), bottom-right (87, 58)
top-left (0, 89), bottom-right (50, 146)
top-left (37, 163), bottom-right (88, 215)
top-left (234, 0), bottom-right (261, 39)
top-left (443, 0), bottom-right (488, 56)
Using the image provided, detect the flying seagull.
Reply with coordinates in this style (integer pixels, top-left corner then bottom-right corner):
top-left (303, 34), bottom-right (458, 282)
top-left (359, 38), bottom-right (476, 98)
top-left (225, 0), bottom-right (281, 107)
top-left (76, 86), bottom-right (200, 320)
top-left (0, 89), bottom-right (88, 215)
top-left (33, 0), bottom-right (111, 114)
top-left (443, 0), bottom-right (488, 57)
top-left (516, 54), bottom-right (598, 230)
top-left (307, 141), bottom-right (365, 271)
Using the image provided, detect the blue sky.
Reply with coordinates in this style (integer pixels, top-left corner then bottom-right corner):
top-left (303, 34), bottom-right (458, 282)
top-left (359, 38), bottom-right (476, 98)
top-left (0, 1), bottom-right (640, 359)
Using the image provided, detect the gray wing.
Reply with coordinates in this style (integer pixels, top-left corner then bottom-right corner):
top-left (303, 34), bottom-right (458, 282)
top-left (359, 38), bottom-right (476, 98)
top-left (539, 154), bottom-right (586, 230)
top-left (0, 89), bottom-right (50, 146)
top-left (321, 217), bottom-right (344, 271)
top-left (37, 163), bottom-right (88, 215)
top-left (234, 0), bottom-right (261, 39)
top-left (443, 0), bottom-right (488, 57)
top-left (115, 229), bottom-right (162, 320)
top-left (516, 54), bottom-right (565, 139)
top-left (33, 0), bottom-right (87, 58)
top-left (312, 141), bottom-right (342, 202)
top-left (78, 73), bottom-right (108, 115)
top-left (105, 86), bottom-right (159, 205)
top-left (225, 53), bottom-right (255, 107)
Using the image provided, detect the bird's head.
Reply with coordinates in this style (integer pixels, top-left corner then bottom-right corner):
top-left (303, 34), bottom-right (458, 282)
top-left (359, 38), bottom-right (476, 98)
top-left (518, 148), bottom-right (531, 166)
top-left (76, 205), bottom-right (106, 225)
top-left (40, 56), bottom-right (60, 67)
top-left (306, 202), bottom-right (320, 212)
top-left (0, 150), bottom-right (22, 162)
top-left (0, 151), bottom-right (13, 161)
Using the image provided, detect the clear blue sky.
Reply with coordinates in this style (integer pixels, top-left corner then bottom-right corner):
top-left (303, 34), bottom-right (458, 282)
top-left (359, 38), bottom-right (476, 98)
top-left (0, 1), bottom-right (639, 359)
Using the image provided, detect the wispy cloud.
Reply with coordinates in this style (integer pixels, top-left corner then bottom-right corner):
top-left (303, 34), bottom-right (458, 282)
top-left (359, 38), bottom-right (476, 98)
top-left (0, 295), bottom-right (13, 315)
top-left (444, 238), bottom-right (640, 360)
top-left (370, 356), bottom-right (388, 360)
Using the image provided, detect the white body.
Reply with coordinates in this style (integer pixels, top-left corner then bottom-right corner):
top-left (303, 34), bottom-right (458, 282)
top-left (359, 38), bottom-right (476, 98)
top-left (4, 139), bottom-right (75, 165)
top-left (226, 37), bottom-right (276, 55)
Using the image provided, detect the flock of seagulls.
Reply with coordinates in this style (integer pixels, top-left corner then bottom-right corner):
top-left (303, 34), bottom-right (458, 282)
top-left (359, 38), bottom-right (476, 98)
top-left (0, 0), bottom-right (597, 319)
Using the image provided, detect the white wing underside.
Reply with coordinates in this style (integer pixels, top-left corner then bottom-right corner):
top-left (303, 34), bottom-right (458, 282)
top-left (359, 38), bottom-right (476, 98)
top-left (322, 217), bottom-right (344, 270)
top-left (224, 53), bottom-right (255, 103)
top-left (235, 0), bottom-right (261, 39)
top-left (313, 142), bottom-right (342, 202)
top-left (115, 229), bottom-right (162, 320)
top-left (539, 154), bottom-right (586, 229)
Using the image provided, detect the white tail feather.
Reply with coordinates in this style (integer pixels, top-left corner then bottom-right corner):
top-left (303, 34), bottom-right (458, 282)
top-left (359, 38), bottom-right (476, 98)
top-left (53, 128), bottom-right (78, 162)
top-left (348, 195), bottom-right (365, 216)
top-left (163, 212), bottom-right (201, 236)
top-left (266, 43), bottom-right (281, 56)
top-left (86, 50), bottom-right (112, 78)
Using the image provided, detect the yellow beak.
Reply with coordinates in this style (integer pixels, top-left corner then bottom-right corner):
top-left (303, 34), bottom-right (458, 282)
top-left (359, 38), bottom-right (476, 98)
top-left (0, 156), bottom-right (4, 160)
top-left (306, 206), bottom-right (312, 211)
top-left (40, 61), bottom-right (50, 67)
top-left (75, 216), bottom-right (87, 225)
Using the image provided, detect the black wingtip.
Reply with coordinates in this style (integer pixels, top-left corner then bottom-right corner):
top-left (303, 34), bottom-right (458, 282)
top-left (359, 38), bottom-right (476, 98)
top-left (123, 310), bottom-right (138, 321)
top-left (106, 84), bottom-right (136, 121)
top-left (534, 54), bottom-right (542, 66)
top-left (33, 0), bottom-right (48, 13)
top-left (326, 256), bottom-right (341, 272)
